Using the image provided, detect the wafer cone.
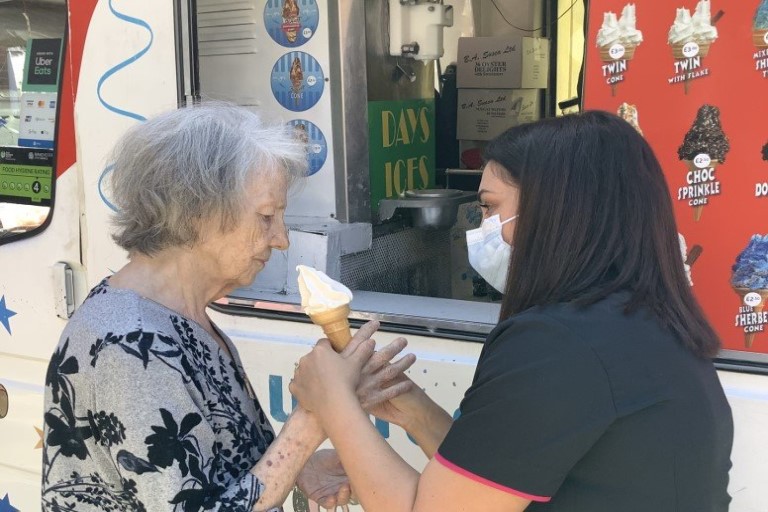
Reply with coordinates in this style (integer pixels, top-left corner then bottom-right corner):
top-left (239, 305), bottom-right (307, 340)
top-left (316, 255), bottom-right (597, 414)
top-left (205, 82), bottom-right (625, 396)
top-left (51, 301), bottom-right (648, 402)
top-left (308, 305), bottom-right (352, 352)
top-left (693, 205), bottom-right (705, 222)
top-left (622, 43), bottom-right (637, 60)
top-left (733, 286), bottom-right (768, 348)
top-left (754, 29), bottom-right (768, 48)
top-left (671, 41), bottom-right (690, 59)
top-left (672, 40), bottom-right (712, 59)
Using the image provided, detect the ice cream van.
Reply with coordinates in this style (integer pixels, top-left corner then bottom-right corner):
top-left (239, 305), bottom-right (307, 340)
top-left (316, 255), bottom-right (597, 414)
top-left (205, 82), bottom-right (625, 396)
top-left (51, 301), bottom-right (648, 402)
top-left (1, 1), bottom-right (767, 510)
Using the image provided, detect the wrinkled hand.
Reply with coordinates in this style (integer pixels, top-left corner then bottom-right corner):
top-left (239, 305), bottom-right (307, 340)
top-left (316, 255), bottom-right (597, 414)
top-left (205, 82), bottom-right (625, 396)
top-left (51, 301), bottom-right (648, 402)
top-left (356, 334), bottom-right (417, 425)
top-left (297, 449), bottom-right (351, 509)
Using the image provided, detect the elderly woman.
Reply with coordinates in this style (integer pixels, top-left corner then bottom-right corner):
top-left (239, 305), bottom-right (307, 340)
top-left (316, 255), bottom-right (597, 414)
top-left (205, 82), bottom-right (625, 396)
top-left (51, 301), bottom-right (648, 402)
top-left (42, 104), bottom-right (412, 511)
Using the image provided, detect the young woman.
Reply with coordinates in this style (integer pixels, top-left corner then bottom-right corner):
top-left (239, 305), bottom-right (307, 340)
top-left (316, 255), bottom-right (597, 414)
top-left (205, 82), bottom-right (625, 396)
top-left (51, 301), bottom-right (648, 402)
top-left (290, 111), bottom-right (733, 512)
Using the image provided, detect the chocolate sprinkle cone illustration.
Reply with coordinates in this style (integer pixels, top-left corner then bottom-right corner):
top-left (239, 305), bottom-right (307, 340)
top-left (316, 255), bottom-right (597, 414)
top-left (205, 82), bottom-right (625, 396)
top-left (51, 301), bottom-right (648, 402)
top-left (678, 105), bottom-right (729, 222)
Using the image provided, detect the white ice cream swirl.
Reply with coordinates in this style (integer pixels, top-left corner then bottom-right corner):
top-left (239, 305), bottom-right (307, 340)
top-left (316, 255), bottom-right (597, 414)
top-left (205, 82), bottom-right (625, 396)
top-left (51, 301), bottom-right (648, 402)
top-left (668, 1), bottom-right (717, 45)
top-left (296, 265), bottom-right (353, 315)
top-left (618, 4), bottom-right (643, 45)
top-left (596, 5), bottom-right (643, 47)
top-left (692, 0), bottom-right (718, 42)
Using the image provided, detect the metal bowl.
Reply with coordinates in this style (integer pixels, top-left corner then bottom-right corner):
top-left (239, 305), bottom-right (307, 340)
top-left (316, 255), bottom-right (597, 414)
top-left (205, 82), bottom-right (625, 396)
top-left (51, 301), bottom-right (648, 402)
top-left (404, 189), bottom-right (462, 199)
top-left (378, 189), bottom-right (476, 229)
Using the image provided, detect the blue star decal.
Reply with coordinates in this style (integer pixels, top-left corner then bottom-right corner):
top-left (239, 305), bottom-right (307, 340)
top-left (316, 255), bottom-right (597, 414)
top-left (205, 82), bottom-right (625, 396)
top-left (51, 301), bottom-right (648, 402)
top-left (0, 494), bottom-right (19, 512)
top-left (0, 296), bottom-right (17, 335)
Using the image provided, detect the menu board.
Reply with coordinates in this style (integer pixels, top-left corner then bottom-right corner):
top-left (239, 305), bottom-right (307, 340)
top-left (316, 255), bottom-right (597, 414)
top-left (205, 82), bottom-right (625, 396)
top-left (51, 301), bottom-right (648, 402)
top-left (583, 0), bottom-right (768, 360)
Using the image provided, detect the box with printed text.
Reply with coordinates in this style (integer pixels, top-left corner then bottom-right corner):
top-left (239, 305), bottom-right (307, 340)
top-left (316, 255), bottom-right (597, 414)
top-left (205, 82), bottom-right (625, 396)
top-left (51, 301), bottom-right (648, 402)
top-left (456, 36), bottom-right (549, 89)
top-left (456, 88), bottom-right (540, 141)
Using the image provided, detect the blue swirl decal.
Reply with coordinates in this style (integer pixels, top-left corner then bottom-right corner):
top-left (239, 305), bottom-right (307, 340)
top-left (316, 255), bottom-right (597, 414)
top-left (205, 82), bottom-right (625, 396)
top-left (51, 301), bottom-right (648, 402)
top-left (98, 164), bottom-right (118, 212)
top-left (96, 0), bottom-right (154, 211)
top-left (96, 0), bottom-right (153, 122)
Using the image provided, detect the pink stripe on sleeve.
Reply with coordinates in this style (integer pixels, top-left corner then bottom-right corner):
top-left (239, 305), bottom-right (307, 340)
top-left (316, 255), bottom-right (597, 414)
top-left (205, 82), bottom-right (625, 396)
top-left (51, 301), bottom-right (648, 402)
top-left (434, 452), bottom-right (552, 503)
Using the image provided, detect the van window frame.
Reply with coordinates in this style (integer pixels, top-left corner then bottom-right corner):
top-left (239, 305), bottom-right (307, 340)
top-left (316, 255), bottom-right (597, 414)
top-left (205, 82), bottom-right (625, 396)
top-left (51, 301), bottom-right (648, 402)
top-left (0, 2), bottom-right (68, 246)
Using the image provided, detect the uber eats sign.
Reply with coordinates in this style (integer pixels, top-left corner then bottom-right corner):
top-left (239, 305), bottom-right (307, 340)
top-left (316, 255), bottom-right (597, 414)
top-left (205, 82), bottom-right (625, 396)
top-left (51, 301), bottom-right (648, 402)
top-left (23, 38), bottom-right (63, 92)
top-left (368, 99), bottom-right (436, 214)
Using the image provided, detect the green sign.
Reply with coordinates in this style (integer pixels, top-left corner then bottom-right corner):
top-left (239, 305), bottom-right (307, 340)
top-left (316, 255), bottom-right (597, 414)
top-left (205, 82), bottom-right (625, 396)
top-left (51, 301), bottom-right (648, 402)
top-left (368, 98), bottom-right (436, 214)
top-left (0, 147), bottom-right (53, 206)
top-left (23, 38), bottom-right (63, 93)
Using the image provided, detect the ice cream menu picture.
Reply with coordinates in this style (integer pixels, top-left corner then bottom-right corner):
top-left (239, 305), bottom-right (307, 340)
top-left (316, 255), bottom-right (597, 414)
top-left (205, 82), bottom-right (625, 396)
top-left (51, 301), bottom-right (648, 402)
top-left (584, 1), bottom-right (768, 360)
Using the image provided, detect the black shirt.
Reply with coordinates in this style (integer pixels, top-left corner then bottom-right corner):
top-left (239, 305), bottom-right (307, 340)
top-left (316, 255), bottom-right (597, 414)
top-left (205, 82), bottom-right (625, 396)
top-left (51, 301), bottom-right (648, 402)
top-left (438, 293), bottom-right (733, 511)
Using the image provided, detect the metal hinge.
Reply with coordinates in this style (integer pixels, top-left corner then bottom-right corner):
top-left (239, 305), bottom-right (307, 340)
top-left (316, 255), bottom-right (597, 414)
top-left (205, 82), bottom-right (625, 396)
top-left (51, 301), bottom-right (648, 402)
top-left (52, 262), bottom-right (75, 319)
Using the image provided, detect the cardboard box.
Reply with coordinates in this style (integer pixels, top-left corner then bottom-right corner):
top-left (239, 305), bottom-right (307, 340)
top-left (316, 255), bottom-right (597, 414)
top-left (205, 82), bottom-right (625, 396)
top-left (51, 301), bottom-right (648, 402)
top-left (457, 36), bottom-right (549, 89)
top-left (456, 89), bottom-right (540, 141)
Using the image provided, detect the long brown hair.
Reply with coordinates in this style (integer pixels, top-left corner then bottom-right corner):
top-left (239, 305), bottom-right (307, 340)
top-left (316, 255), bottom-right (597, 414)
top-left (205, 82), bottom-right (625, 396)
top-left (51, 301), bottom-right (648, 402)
top-left (484, 111), bottom-right (720, 358)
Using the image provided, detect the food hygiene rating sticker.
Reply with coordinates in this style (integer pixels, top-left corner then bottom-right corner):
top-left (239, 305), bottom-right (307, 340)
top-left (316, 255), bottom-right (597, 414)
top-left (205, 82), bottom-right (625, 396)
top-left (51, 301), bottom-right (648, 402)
top-left (287, 119), bottom-right (327, 176)
top-left (271, 51), bottom-right (325, 112)
top-left (263, 0), bottom-right (320, 48)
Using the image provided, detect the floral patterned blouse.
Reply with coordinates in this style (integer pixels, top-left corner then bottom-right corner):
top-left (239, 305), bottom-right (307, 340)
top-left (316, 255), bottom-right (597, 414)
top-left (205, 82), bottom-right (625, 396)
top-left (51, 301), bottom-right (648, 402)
top-left (42, 280), bottom-right (280, 511)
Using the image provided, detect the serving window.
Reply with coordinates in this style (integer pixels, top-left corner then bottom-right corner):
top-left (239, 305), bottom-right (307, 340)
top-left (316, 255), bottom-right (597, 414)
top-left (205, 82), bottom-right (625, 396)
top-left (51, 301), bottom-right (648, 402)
top-left (192, 0), bottom-right (585, 338)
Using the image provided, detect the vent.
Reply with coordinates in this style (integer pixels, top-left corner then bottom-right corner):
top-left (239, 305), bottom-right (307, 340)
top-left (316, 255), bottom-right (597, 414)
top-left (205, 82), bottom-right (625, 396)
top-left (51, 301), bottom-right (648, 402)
top-left (197, 0), bottom-right (258, 56)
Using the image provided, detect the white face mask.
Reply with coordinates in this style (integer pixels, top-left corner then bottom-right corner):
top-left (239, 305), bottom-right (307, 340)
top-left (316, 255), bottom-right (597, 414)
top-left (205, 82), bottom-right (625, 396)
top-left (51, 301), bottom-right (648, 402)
top-left (466, 214), bottom-right (518, 293)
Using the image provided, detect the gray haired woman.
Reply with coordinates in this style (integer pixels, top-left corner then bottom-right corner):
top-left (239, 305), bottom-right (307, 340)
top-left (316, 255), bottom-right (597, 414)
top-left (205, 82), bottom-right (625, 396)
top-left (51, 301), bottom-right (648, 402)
top-left (41, 104), bottom-right (413, 511)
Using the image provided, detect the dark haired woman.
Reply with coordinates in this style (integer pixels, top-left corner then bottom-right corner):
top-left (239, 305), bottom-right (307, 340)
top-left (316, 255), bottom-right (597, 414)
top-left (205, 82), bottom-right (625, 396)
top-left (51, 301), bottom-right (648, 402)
top-left (289, 111), bottom-right (733, 512)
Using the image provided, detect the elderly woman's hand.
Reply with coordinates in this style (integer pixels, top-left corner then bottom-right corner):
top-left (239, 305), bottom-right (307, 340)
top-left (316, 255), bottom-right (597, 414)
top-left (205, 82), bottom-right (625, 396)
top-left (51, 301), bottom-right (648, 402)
top-left (296, 449), bottom-right (352, 509)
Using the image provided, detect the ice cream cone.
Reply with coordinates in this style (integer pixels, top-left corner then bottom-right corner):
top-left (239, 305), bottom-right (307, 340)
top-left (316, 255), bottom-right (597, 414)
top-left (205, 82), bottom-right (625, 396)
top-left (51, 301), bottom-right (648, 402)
top-left (754, 29), bottom-right (768, 48)
top-left (733, 286), bottom-right (768, 348)
top-left (308, 304), bottom-right (352, 352)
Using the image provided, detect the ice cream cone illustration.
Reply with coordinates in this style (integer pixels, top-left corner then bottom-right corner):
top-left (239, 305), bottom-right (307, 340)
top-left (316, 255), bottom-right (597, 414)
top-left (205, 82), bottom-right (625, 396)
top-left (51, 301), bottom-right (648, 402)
top-left (617, 103), bottom-right (643, 136)
top-left (297, 265), bottom-right (354, 352)
top-left (289, 57), bottom-right (303, 92)
top-left (596, 5), bottom-right (643, 96)
top-left (754, 0), bottom-right (768, 48)
top-left (289, 57), bottom-right (304, 105)
top-left (668, 1), bottom-right (719, 93)
top-left (678, 105), bottom-right (729, 221)
top-left (282, 0), bottom-right (301, 44)
top-left (731, 235), bottom-right (768, 347)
